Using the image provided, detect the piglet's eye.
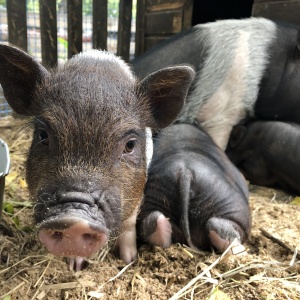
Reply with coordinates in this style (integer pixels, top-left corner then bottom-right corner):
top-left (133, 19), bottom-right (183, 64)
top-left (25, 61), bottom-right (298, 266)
top-left (124, 138), bottom-right (137, 154)
top-left (39, 130), bottom-right (49, 145)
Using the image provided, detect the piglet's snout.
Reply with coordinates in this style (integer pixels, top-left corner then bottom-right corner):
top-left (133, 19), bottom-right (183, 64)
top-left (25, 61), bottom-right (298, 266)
top-left (38, 191), bottom-right (108, 257)
top-left (39, 220), bottom-right (107, 257)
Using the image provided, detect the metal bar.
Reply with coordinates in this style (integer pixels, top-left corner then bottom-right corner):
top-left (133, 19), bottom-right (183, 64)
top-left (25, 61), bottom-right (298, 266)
top-left (39, 0), bottom-right (58, 67)
top-left (93, 0), bottom-right (107, 50)
top-left (134, 0), bottom-right (145, 58)
top-left (67, 0), bottom-right (83, 58)
top-left (0, 177), bottom-right (4, 218)
top-left (7, 0), bottom-right (27, 51)
top-left (117, 0), bottom-right (132, 61)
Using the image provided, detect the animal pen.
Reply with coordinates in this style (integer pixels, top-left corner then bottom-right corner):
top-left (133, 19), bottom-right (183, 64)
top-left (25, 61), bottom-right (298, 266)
top-left (0, 0), bottom-right (133, 117)
top-left (0, 0), bottom-right (194, 118)
top-left (0, 1), bottom-right (300, 299)
top-left (0, 0), bottom-right (299, 118)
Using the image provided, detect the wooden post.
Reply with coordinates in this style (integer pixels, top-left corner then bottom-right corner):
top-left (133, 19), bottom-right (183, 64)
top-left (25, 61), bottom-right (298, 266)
top-left (183, 0), bottom-right (193, 30)
top-left (6, 0), bottom-right (27, 51)
top-left (117, 0), bottom-right (132, 62)
top-left (93, 0), bottom-right (107, 50)
top-left (134, 0), bottom-right (145, 58)
top-left (40, 0), bottom-right (57, 67)
top-left (67, 0), bottom-right (82, 58)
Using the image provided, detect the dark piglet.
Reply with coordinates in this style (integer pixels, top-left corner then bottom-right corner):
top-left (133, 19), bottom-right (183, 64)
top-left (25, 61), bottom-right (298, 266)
top-left (132, 18), bottom-right (300, 150)
top-left (137, 123), bottom-right (251, 253)
top-left (0, 44), bottom-right (194, 270)
top-left (226, 120), bottom-right (300, 195)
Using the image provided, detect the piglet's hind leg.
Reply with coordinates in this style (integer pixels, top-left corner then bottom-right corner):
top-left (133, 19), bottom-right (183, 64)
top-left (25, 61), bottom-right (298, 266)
top-left (206, 217), bottom-right (246, 254)
top-left (140, 211), bottom-right (172, 248)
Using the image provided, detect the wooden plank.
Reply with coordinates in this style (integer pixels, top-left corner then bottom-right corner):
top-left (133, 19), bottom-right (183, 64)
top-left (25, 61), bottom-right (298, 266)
top-left (145, 10), bottom-right (182, 35)
top-left (134, 0), bottom-right (193, 58)
top-left (252, 1), bottom-right (300, 26)
top-left (6, 0), bottom-right (27, 51)
top-left (146, 0), bottom-right (185, 12)
top-left (67, 0), bottom-right (82, 58)
top-left (117, 0), bottom-right (132, 62)
top-left (93, 0), bottom-right (107, 50)
top-left (182, 0), bottom-right (193, 30)
top-left (39, 0), bottom-right (57, 67)
top-left (253, 0), bottom-right (295, 3)
top-left (146, 0), bottom-right (184, 4)
top-left (134, 0), bottom-right (145, 57)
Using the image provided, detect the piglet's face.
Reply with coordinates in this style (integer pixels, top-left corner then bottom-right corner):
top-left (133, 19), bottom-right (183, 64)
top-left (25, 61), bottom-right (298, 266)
top-left (0, 45), bottom-right (195, 261)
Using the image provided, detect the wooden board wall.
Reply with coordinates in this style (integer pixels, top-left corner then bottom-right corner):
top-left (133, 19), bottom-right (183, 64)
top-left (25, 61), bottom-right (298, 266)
top-left (135, 0), bottom-right (193, 57)
top-left (252, 0), bottom-right (300, 26)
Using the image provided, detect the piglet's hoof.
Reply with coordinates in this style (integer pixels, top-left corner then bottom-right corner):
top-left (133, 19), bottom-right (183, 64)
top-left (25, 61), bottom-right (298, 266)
top-left (139, 211), bottom-right (172, 248)
top-left (207, 217), bottom-right (247, 255)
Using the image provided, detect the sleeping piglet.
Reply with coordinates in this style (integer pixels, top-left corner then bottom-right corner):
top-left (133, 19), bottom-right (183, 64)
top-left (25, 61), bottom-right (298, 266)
top-left (226, 120), bottom-right (300, 195)
top-left (137, 123), bottom-right (251, 253)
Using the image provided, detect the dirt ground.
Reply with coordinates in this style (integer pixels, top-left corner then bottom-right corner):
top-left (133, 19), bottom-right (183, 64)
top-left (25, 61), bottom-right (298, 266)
top-left (0, 116), bottom-right (299, 300)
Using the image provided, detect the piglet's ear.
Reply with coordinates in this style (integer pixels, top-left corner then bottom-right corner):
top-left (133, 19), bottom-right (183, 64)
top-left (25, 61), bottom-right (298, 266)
top-left (138, 66), bottom-right (195, 129)
top-left (228, 125), bottom-right (247, 148)
top-left (0, 44), bottom-right (48, 115)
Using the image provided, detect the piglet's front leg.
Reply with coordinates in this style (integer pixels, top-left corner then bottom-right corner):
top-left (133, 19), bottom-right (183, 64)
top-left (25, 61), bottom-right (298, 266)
top-left (117, 206), bottom-right (139, 264)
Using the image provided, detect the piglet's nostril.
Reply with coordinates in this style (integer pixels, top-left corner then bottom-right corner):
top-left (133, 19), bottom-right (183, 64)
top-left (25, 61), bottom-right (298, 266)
top-left (82, 233), bottom-right (99, 242)
top-left (59, 192), bottom-right (95, 206)
top-left (52, 231), bottom-right (63, 241)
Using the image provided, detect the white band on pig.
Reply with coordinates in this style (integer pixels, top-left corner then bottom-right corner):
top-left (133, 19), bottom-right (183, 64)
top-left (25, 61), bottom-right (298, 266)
top-left (145, 127), bottom-right (153, 169)
top-left (76, 49), bottom-right (135, 80)
top-left (178, 18), bottom-right (276, 149)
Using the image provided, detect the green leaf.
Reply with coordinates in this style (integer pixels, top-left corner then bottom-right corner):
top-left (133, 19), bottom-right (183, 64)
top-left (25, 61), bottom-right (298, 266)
top-left (3, 202), bottom-right (14, 214)
top-left (209, 288), bottom-right (231, 300)
top-left (291, 196), bottom-right (300, 205)
top-left (58, 37), bottom-right (68, 49)
top-left (12, 216), bottom-right (20, 227)
top-left (4, 201), bottom-right (32, 209)
top-left (21, 226), bottom-right (34, 233)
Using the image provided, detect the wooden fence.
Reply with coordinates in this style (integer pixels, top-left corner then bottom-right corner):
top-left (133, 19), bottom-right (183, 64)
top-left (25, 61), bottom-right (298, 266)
top-left (6, 0), bottom-right (134, 67)
top-left (252, 0), bottom-right (300, 26)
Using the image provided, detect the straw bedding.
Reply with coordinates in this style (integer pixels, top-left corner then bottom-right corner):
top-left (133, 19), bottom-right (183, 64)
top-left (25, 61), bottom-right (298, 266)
top-left (0, 116), bottom-right (299, 300)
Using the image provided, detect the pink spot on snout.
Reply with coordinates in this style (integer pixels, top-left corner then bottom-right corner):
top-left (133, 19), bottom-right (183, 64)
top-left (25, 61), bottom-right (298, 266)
top-left (39, 221), bottom-right (108, 257)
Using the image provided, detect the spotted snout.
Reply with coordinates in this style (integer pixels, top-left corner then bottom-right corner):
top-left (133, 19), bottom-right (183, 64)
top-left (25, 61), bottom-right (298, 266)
top-left (38, 217), bottom-right (108, 257)
top-left (37, 191), bottom-right (113, 257)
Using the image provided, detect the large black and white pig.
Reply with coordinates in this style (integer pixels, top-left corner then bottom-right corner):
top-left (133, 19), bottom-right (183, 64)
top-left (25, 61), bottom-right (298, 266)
top-left (132, 18), bottom-right (300, 150)
top-left (226, 120), bottom-right (300, 195)
top-left (0, 44), bottom-right (194, 270)
top-left (137, 123), bottom-right (251, 252)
